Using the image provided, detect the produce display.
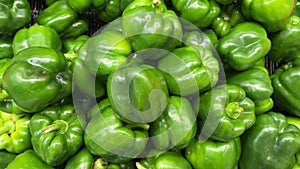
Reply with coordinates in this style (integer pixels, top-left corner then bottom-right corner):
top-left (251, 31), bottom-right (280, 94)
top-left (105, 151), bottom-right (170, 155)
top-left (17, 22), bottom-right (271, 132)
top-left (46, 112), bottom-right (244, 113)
top-left (0, 0), bottom-right (300, 169)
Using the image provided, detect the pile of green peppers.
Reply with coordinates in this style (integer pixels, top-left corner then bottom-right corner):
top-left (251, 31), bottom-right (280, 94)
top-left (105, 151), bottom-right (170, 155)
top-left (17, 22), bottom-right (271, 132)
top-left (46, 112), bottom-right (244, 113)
top-left (1, 0), bottom-right (300, 168)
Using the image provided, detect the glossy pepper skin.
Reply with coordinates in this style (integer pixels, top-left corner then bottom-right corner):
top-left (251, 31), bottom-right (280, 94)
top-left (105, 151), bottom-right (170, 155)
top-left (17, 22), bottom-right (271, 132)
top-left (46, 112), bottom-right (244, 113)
top-left (107, 64), bottom-right (169, 123)
top-left (36, 0), bottom-right (78, 34)
top-left (84, 100), bottom-right (148, 163)
top-left (239, 112), bottom-right (300, 169)
top-left (150, 96), bottom-right (197, 151)
top-left (0, 36), bottom-right (13, 59)
top-left (64, 147), bottom-right (94, 169)
top-left (195, 84), bottom-right (256, 141)
top-left (59, 18), bottom-right (89, 40)
top-left (80, 30), bottom-right (132, 79)
top-left (2, 47), bottom-right (72, 113)
top-left (268, 15), bottom-right (300, 63)
top-left (6, 150), bottom-right (54, 169)
top-left (172, 0), bottom-right (220, 28)
top-left (212, 2), bottom-right (245, 37)
top-left (185, 137), bottom-right (241, 169)
top-left (217, 22), bottom-right (271, 71)
top-left (67, 0), bottom-right (91, 13)
top-left (157, 45), bottom-right (219, 96)
top-left (0, 0), bottom-right (31, 35)
top-left (241, 0), bottom-right (296, 32)
top-left (0, 150), bottom-right (17, 169)
top-left (30, 105), bottom-right (84, 166)
top-left (122, 0), bottom-right (183, 53)
top-left (92, 0), bottom-right (134, 22)
top-left (286, 116), bottom-right (300, 168)
top-left (0, 111), bottom-right (31, 153)
top-left (227, 66), bottom-right (274, 115)
top-left (271, 57), bottom-right (300, 117)
top-left (12, 24), bottom-right (62, 55)
top-left (137, 151), bottom-right (193, 169)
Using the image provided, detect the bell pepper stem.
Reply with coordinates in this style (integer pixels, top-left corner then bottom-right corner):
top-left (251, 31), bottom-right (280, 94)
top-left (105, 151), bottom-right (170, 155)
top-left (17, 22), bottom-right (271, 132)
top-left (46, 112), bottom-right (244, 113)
top-left (0, 120), bottom-right (14, 135)
top-left (42, 120), bottom-right (69, 135)
top-left (225, 102), bottom-right (243, 119)
top-left (93, 158), bottom-right (109, 169)
top-left (0, 89), bottom-right (9, 102)
top-left (152, 0), bottom-right (164, 13)
top-left (136, 162), bottom-right (147, 169)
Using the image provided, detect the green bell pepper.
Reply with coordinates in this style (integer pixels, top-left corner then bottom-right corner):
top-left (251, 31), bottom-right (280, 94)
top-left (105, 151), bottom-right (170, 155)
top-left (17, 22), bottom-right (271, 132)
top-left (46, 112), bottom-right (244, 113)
top-left (0, 150), bottom-right (17, 169)
top-left (65, 147), bottom-right (136, 169)
top-left (271, 57), bottom-right (300, 117)
top-left (63, 35), bottom-right (89, 60)
top-left (268, 15), bottom-right (300, 63)
top-left (30, 104), bottom-right (84, 166)
top-left (239, 111), bottom-right (300, 169)
top-left (0, 60), bottom-right (23, 114)
top-left (12, 24), bottom-right (62, 55)
top-left (59, 18), bottom-right (89, 40)
top-left (157, 45), bottom-right (219, 96)
top-left (185, 137), bottom-right (241, 169)
top-left (84, 100), bottom-right (148, 163)
top-left (122, 0), bottom-right (183, 53)
top-left (0, 0), bottom-right (31, 35)
top-left (80, 30), bottom-right (131, 79)
top-left (67, 0), bottom-right (91, 13)
top-left (36, 0), bottom-right (78, 34)
top-left (212, 2), bottom-right (245, 37)
top-left (195, 84), bottom-right (256, 141)
top-left (150, 96), bottom-right (197, 151)
top-left (2, 47), bottom-right (72, 113)
top-left (172, 0), bottom-right (220, 28)
top-left (64, 147), bottom-right (94, 169)
top-left (136, 151), bottom-right (193, 169)
top-left (107, 64), bottom-right (169, 123)
top-left (6, 150), bottom-right (54, 169)
top-left (0, 111), bottom-right (31, 153)
top-left (227, 66), bottom-right (274, 115)
top-left (241, 0), bottom-right (296, 32)
top-left (92, 0), bottom-right (134, 22)
top-left (286, 116), bottom-right (300, 168)
top-left (182, 30), bottom-right (216, 50)
top-left (0, 36), bottom-right (13, 59)
top-left (217, 22), bottom-right (271, 71)
top-left (294, 0), bottom-right (300, 16)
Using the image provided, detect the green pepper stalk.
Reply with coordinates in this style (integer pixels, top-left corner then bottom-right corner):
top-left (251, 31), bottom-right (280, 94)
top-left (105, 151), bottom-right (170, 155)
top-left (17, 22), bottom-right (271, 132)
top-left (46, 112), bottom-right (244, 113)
top-left (30, 105), bottom-right (84, 166)
top-left (217, 22), bottom-right (271, 71)
top-left (239, 112), bottom-right (300, 169)
top-left (0, 0), bottom-right (31, 35)
top-left (185, 137), bottom-right (241, 169)
top-left (0, 111), bottom-right (32, 153)
top-left (195, 84), bottom-right (256, 141)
